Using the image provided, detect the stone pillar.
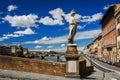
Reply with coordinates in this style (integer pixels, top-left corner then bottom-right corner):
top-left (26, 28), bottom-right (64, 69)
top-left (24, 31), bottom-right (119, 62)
top-left (65, 44), bottom-right (80, 78)
top-left (41, 56), bottom-right (44, 60)
top-left (56, 56), bottom-right (60, 61)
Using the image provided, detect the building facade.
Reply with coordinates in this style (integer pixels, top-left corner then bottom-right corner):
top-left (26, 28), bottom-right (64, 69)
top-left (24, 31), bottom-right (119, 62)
top-left (115, 4), bottom-right (120, 63)
top-left (100, 4), bottom-right (120, 63)
top-left (0, 46), bottom-right (11, 55)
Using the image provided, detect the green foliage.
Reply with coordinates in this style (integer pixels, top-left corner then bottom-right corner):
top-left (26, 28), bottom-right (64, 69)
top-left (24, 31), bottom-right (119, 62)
top-left (79, 56), bottom-right (84, 61)
top-left (48, 51), bottom-right (58, 54)
top-left (15, 48), bottom-right (23, 57)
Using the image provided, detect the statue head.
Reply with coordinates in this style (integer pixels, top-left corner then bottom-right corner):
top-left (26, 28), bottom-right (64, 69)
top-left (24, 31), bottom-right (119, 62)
top-left (70, 9), bottom-right (76, 16)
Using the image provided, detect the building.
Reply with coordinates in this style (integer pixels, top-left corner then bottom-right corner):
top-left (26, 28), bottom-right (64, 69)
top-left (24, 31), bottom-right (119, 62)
top-left (23, 48), bottom-right (28, 55)
top-left (0, 46), bottom-right (11, 55)
top-left (93, 33), bottom-right (102, 58)
top-left (0, 44), bottom-right (28, 56)
top-left (115, 4), bottom-right (120, 63)
top-left (86, 33), bottom-right (102, 58)
top-left (11, 46), bottom-right (17, 54)
top-left (100, 4), bottom-right (120, 63)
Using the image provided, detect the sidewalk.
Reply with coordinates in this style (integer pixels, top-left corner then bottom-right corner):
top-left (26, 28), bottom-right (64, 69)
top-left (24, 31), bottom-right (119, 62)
top-left (0, 69), bottom-right (80, 80)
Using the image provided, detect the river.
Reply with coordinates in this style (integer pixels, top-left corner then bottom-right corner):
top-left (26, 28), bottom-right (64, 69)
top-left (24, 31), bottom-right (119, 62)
top-left (33, 55), bottom-right (66, 62)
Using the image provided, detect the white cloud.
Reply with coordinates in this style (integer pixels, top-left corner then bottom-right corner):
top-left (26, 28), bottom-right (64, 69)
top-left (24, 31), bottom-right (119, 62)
top-left (61, 44), bottom-right (65, 47)
top-left (80, 13), bottom-right (103, 23)
top-left (48, 46), bottom-right (85, 52)
top-left (39, 8), bottom-right (102, 27)
top-left (0, 28), bottom-right (35, 42)
top-left (7, 5), bottom-right (18, 12)
top-left (103, 4), bottom-right (114, 10)
top-left (64, 13), bottom-right (81, 22)
top-left (49, 8), bottom-right (65, 20)
top-left (24, 29), bottom-right (101, 44)
top-left (34, 45), bottom-right (42, 49)
top-left (2, 36), bottom-right (9, 39)
top-left (75, 29), bottom-right (101, 40)
top-left (25, 35), bottom-right (67, 44)
top-left (77, 22), bottom-right (91, 30)
top-left (77, 25), bottom-right (83, 29)
top-left (3, 14), bottom-right (38, 28)
top-left (32, 36), bottom-right (52, 44)
top-left (48, 46), bottom-right (53, 49)
top-left (0, 33), bottom-right (23, 42)
top-left (0, 36), bottom-right (10, 41)
top-left (40, 16), bottom-right (63, 25)
top-left (41, 36), bottom-right (52, 41)
top-left (14, 28), bottom-right (35, 35)
top-left (3, 33), bottom-right (23, 38)
top-left (40, 8), bottom-right (102, 25)
top-left (39, 8), bottom-right (65, 25)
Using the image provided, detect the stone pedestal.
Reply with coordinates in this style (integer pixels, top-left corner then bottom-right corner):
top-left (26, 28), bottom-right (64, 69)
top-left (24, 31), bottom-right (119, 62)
top-left (65, 44), bottom-right (80, 60)
top-left (65, 44), bottom-right (80, 78)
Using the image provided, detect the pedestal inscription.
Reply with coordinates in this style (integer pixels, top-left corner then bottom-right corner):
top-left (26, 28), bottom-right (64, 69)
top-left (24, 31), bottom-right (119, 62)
top-left (68, 61), bottom-right (76, 73)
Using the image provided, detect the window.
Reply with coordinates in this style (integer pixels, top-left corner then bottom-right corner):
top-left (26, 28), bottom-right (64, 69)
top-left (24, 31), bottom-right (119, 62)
top-left (118, 29), bottom-right (120, 36)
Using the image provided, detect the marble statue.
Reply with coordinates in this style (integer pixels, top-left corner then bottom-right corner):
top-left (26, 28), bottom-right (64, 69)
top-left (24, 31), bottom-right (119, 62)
top-left (68, 10), bottom-right (79, 44)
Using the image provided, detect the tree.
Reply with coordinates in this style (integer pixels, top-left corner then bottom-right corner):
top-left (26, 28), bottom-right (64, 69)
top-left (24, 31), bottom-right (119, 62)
top-left (15, 47), bottom-right (23, 57)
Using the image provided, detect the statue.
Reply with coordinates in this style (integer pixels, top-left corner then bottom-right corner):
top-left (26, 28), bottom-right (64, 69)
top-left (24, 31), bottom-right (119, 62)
top-left (68, 10), bottom-right (79, 44)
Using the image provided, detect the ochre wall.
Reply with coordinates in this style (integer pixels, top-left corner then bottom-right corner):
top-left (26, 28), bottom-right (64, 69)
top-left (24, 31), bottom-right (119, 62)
top-left (0, 55), bottom-right (66, 76)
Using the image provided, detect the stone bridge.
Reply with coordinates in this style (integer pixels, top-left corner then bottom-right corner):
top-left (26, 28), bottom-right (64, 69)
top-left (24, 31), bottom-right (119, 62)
top-left (30, 51), bottom-right (63, 61)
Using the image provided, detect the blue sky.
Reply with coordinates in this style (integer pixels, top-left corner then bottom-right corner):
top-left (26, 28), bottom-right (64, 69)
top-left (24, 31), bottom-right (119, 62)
top-left (0, 0), bottom-right (120, 52)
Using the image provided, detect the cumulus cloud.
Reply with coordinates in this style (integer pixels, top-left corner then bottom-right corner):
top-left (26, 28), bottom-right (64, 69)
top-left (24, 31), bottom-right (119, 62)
top-left (0, 32), bottom-right (25, 42)
top-left (39, 8), bottom-right (65, 25)
top-left (49, 8), bottom-right (65, 21)
top-left (7, 5), bottom-right (18, 12)
top-left (0, 36), bottom-right (10, 41)
top-left (14, 28), bottom-right (35, 35)
top-left (80, 13), bottom-right (103, 23)
top-left (3, 14), bottom-right (38, 28)
top-left (34, 45), bottom-right (42, 49)
top-left (0, 28), bottom-right (36, 42)
top-left (24, 29), bottom-right (101, 44)
top-left (0, 33), bottom-right (22, 42)
top-left (64, 13), bottom-right (81, 22)
top-left (103, 4), bottom-right (114, 10)
top-left (4, 7), bottom-right (103, 28)
top-left (39, 8), bottom-right (103, 28)
top-left (40, 16), bottom-right (63, 25)
top-left (61, 44), bottom-right (65, 47)
top-left (39, 8), bottom-right (81, 25)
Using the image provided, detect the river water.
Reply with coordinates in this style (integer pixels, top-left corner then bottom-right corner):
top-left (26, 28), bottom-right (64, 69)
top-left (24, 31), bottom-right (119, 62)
top-left (34, 55), bottom-right (66, 62)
